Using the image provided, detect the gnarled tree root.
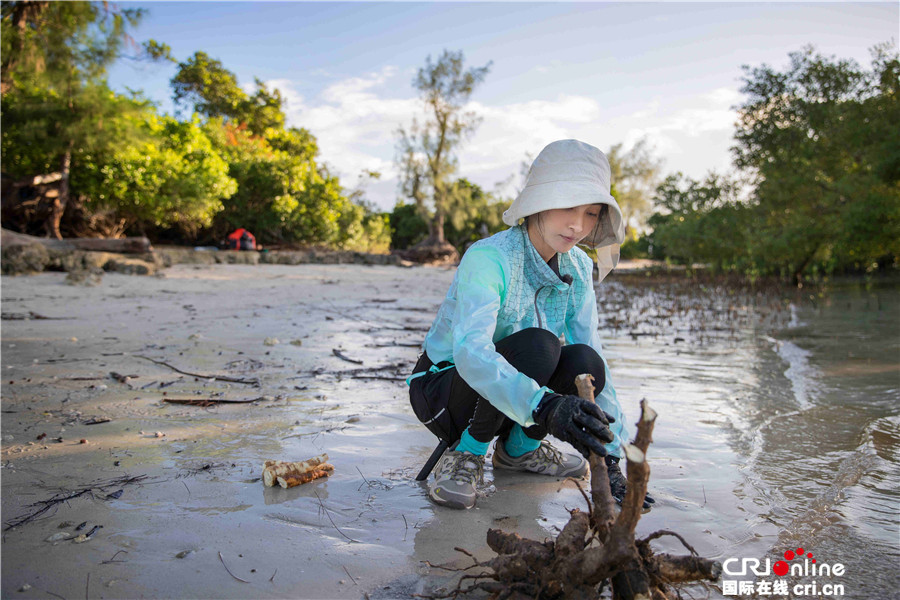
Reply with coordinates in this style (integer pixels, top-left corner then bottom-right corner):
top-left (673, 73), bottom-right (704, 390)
top-left (423, 375), bottom-right (721, 600)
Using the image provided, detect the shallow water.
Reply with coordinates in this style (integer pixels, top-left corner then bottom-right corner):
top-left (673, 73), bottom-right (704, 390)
top-left (596, 276), bottom-right (900, 599)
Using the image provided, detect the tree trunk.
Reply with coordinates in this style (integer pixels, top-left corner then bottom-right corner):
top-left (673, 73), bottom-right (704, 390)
top-left (792, 241), bottom-right (822, 287)
top-left (1, 228), bottom-right (152, 253)
top-left (430, 209), bottom-right (446, 244)
top-left (47, 149), bottom-right (71, 240)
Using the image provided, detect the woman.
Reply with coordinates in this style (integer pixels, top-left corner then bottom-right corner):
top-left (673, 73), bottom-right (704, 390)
top-left (408, 139), bottom-right (653, 511)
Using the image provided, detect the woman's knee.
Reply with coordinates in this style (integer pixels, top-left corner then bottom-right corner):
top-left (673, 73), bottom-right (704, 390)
top-left (495, 328), bottom-right (562, 385)
top-left (565, 343), bottom-right (605, 374)
top-left (552, 344), bottom-right (606, 393)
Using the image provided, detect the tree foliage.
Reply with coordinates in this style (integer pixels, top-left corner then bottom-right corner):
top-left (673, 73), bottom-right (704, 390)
top-left (168, 53), bottom-right (387, 250)
top-left (1, 1), bottom-right (144, 94)
top-left (85, 114), bottom-right (237, 236)
top-left (647, 45), bottom-right (899, 282)
top-left (396, 49), bottom-right (491, 245)
top-left (171, 51), bottom-right (285, 135)
top-left (1, 5), bottom-right (388, 252)
top-left (732, 44), bottom-right (900, 280)
top-left (606, 138), bottom-right (663, 232)
top-left (0, 1), bottom-right (157, 237)
top-left (389, 178), bottom-right (507, 251)
top-left (646, 173), bottom-right (750, 270)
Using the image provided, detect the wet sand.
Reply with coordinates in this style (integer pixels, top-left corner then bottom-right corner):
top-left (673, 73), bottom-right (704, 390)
top-left (2, 263), bottom-right (897, 599)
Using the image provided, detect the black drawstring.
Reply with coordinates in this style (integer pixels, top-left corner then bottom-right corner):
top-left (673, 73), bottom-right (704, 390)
top-left (533, 286), bottom-right (547, 329)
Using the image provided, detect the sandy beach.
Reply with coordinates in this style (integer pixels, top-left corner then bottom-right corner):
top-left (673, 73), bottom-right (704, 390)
top-left (2, 262), bottom-right (897, 599)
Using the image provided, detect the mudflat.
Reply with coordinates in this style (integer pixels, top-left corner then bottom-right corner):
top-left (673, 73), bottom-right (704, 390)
top-left (3, 263), bottom-right (457, 599)
top-left (5, 263), bottom-right (615, 599)
top-left (3, 262), bottom-right (895, 599)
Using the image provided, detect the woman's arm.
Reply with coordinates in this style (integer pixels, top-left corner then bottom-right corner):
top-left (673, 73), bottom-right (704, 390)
top-left (451, 246), bottom-right (553, 427)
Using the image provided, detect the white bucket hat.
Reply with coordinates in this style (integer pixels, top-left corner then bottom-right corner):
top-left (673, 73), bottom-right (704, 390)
top-left (503, 139), bottom-right (625, 249)
top-left (503, 139), bottom-right (625, 281)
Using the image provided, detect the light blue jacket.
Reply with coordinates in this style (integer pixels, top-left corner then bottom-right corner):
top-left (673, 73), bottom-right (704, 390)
top-left (420, 224), bottom-right (627, 457)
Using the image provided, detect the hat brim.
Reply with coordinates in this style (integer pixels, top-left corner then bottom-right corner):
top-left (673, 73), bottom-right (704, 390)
top-left (502, 180), bottom-right (626, 248)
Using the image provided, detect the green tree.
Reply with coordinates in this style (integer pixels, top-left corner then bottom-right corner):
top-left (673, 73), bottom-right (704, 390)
top-left (85, 114), bottom-right (237, 236)
top-left (171, 54), bottom-right (383, 249)
top-left (1, 1), bottom-right (143, 94)
top-left (389, 178), bottom-right (507, 251)
top-left (0, 1), bottom-right (174, 238)
top-left (442, 178), bottom-right (507, 249)
top-left (389, 202), bottom-right (428, 250)
top-left (647, 173), bottom-right (749, 270)
top-left (733, 44), bottom-right (900, 282)
top-left (172, 52), bottom-right (285, 135)
top-left (396, 50), bottom-right (491, 248)
top-left (607, 138), bottom-right (663, 232)
top-left (201, 121), bottom-right (370, 249)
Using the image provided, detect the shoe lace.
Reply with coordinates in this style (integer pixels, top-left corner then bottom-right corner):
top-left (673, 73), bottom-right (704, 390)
top-left (445, 453), bottom-right (484, 484)
top-left (534, 441), bottom-right (565, 466)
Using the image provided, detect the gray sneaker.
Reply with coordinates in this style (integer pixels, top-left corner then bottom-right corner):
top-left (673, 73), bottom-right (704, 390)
top-left (492, 439), bottom-right (588, 478)
top-left (428, 450), bottom-right (485, 509)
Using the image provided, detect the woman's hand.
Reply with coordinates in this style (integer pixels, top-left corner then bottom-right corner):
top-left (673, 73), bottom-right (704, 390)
top-left (533, 393), bottom-right (615, 458)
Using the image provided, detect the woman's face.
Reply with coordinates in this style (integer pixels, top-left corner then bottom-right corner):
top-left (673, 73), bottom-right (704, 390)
top-left (527, 204), bottom-right (602, 261)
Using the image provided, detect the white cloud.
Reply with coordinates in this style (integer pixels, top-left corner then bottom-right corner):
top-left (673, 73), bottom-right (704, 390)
top-left (272, 70), bottom-right (741, 211)
top-left (657, 87), bottom-right (740, 136)
top-left (271, 68), bottom-right (425, 203)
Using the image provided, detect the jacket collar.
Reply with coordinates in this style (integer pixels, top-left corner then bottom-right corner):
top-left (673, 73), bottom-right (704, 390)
top-left (517, 225), bottom-right (573, 287)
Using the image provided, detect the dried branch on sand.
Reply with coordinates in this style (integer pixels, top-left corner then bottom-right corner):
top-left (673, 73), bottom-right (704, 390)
top-left (4, 475), bottom-right (151, 531)
top-left (424, 374), bottom-right (721, 600)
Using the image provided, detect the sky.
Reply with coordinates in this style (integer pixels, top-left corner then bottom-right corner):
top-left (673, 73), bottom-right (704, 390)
top-left (108, 2), bottom-right (899, 211)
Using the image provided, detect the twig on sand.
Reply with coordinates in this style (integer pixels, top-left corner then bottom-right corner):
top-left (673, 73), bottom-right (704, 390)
top-left (342, 564), bottom-right (358, 585)
top-left (1, 311), bottom-right (67, 320)
top-left (85, 573), bottom-right (90, 600)
top-left (566, 477), bottom-right (594, 519)
top-left (281, 425), bottom-right (349, 440)
top-left (162, 397), bottom-right (265, 406)
top-left (100, 550), bottom-right (129, 564)
top-left (135, 355), bottom-right (259, 385)
top-left (291, 362), bottom-right (410, 379)
top-left (44, 590), bottom-right (65, 600)
top-left (314, 491), bottom-right (360, 543)
top-left (269, 569), bottom-right (277, 583)
top-left (356, 467), bottom-right (371, 491)
top-left (332, 349), bottom-right (363, 365)
top-left (4, 475), bottom-right (151, 531)
top-left (218, 552), bottom-right (250, 583)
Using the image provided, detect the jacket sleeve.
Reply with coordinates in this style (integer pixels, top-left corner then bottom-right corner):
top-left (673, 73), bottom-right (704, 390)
top-left (564, 256), bottom-right (629, 457)
top-left (451, 246), bottom-right (552, 428)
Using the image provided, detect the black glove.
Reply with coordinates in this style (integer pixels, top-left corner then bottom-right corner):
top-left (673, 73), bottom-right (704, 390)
top-left (533, 393), bottom-right (615, 458)
top-left (607, 455), bottom-right (656, 510)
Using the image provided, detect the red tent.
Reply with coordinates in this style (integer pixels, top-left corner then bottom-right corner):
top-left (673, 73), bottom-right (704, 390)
top-left (226, 228), bottom-right (257, 251)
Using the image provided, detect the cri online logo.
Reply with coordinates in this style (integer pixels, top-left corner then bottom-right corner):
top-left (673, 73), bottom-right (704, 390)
top-left (723, 547), bottom-right (846, 578)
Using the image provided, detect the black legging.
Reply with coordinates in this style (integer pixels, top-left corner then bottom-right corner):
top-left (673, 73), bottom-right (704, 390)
top-left (409, 328), bottom-right (606, 444)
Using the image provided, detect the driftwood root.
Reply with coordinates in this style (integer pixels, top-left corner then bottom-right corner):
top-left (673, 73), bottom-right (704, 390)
top-left (425, 374), bottom-right (720, 600)
top-left (262, 454), bottom-right (332, 488)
